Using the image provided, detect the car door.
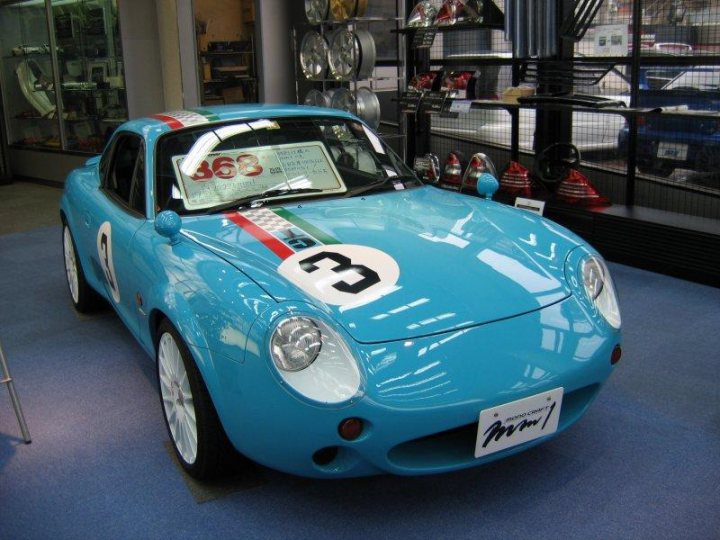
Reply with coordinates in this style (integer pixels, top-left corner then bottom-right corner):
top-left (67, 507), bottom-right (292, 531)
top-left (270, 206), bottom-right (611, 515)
top-left (87, 132), bottom-right (147, 335)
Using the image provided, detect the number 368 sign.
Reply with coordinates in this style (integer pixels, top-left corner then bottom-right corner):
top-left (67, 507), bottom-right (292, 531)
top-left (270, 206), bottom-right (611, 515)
top-left (278, 244), bottom-right (400, 308)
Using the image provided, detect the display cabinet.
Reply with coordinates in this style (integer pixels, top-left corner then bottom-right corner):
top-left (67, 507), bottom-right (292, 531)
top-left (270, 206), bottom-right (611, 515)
top-left (198, 39), bottom-right (256, 106)
top-left (0, 0), bottom-right (127, 154)
top-left (293, 1), bottom-right (406, 156)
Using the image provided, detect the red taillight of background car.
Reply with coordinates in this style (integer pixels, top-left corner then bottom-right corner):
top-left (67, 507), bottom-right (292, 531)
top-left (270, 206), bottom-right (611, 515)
top-left (556, 169), bottom-right (611, 206)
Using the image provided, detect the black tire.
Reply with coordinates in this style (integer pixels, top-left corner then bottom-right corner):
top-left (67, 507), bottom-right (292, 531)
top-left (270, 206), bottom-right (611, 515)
top-left (156, 319), bottom-right (233, 480)
top-left (62, 224), bottom-right (103, 313)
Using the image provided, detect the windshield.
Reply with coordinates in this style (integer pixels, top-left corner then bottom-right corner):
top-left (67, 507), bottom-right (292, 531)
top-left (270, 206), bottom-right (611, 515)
top-left (155, 116), bottom-right (416, 214)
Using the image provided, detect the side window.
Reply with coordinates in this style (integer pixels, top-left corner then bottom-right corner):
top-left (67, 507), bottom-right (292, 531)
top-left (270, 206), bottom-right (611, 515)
top-left (103, 134), bottom-right (142, 214)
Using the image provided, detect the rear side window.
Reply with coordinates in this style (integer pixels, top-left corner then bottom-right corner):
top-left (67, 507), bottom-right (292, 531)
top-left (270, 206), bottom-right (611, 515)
top-left (103, 133), bottom-right (145, 216)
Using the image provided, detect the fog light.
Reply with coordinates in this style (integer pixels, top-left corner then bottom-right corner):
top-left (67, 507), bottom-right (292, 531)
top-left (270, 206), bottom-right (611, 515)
top-left (611, 345), bottom-right (622, 365)
top-left (338, 418), bottom-right (364, 440)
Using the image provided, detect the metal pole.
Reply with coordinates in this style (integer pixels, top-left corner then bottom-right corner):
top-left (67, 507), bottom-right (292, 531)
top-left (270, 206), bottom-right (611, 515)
top-left (0, 341), bottom-right (31, 444)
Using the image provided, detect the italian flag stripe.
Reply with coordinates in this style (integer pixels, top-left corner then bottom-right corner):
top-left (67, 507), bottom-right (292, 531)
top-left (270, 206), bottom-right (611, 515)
top-left (149, 114), bottom-right (184, 129)
top-left (194, 108), bottom-right (221, 122)
top-left (272, 208), bottom-right (340, 245)
top-left (225, 211), bottom-right (295, 260)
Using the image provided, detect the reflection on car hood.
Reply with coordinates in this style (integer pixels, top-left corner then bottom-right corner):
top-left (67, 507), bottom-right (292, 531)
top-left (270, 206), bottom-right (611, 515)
top-left (180, 186), bottom-right (583, 343)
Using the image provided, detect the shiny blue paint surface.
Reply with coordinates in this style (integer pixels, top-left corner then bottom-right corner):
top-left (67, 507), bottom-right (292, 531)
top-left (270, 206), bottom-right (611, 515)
top-left (60, 105), bottom-right (621, 478)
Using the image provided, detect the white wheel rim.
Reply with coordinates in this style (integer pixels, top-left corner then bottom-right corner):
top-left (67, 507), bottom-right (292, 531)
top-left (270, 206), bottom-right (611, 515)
top-left (158, 333), bottom-right (198, 465)
top-left (63, 227), bottom-right (80, 304)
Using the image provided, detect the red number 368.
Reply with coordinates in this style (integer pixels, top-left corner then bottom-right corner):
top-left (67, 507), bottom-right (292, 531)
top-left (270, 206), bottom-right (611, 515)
top-left (191, 154), bottom-right (263, 181)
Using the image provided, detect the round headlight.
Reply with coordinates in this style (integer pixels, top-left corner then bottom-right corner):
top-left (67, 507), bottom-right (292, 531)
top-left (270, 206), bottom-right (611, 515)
top-left (581, 256), bottom-right (621, 329)
top-left (270, 317), bottom-right (322, 372)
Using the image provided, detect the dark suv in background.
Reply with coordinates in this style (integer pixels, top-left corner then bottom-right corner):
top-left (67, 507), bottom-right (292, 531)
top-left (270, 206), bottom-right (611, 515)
top-left (618, 66), bottom-right (720, 184)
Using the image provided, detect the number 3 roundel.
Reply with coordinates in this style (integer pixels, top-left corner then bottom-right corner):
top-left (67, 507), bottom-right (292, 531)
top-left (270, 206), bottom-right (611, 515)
top-left (278, 244), bottom-right (400, 307)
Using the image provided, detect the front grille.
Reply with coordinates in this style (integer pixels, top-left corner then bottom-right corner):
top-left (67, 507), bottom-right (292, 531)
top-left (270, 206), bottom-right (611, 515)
top-left (387, 384), bottom-right (600, 470)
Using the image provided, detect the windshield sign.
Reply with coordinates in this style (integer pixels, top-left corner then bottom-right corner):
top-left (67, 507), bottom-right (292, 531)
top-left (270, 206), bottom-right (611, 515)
top-left (172, 142), bottom-right (346, 209)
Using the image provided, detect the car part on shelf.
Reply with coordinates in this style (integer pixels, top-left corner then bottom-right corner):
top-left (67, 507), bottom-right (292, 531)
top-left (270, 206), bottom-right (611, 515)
top-left (305, 0), bottom-right (329, 24)
top-left (328, 29), bottom-right (376, 80)
top-left (330, 0), bottom-right (357, 21)
top-left (556, 169), bottom-right (610, 206)
top-left (459, 152), bottom-right (497, 194)
top-left (435, 0), bottom-right (481, 26)
top-left (440, 150), bottom-right (467, 188)
top-left (15, 60), bottom-right (55, 117)
top-left (536, 143), bottom-right (581, 184)
top-left (299, 31), bottom-right (329, 80)
top-left (500, 161), bottom-right (534, 198)
top-left (407, 1), bottom-right (438, 27)
top-left (330, 87), bottom-right (381, 129)
top-left (413, 153), bottom-right (441, 182)
top-left (408, 71), bottom-right (442, 92)
top-left (441, 71), bottom-right (477, 99)
top-left (304, 89), bottom-right (331, 107)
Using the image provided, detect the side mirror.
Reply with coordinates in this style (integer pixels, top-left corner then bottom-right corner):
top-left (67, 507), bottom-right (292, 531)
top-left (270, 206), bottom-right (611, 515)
top-left (155, 210), bottom-right (182, 244)
top-left (85, 155), bottom-right (101, 167)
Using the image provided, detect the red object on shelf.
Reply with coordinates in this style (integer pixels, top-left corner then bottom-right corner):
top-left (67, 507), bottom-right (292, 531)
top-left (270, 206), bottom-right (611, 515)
top-left (440, 151), bottom-right (465, 187)
top-left (500, 161), bottom-right (534, 198)
top-left (556, 169), bottom-right (611, 206)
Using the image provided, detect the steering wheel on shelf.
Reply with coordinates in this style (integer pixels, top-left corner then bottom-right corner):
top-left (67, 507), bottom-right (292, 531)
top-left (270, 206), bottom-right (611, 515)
top-left (535, 143), bottom-right (581, 184)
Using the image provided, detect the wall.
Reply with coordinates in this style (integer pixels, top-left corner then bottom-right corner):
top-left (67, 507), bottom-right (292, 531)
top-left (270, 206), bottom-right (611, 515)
top-left (118, 0), bottom-right (165, 118)
top-left (255, 0), bottom-right (303, 103)
top-left (156, 0), bottom-right (183, 111)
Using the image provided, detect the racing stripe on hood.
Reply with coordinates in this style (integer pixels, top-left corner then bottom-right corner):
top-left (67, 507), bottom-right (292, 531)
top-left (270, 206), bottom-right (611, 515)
top-left (225, 207), bottom-right (339, 260)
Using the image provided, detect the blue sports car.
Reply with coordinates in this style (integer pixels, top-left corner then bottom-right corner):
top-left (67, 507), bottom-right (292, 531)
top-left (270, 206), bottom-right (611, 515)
top-left (60, 105), bottom-right (622, 479)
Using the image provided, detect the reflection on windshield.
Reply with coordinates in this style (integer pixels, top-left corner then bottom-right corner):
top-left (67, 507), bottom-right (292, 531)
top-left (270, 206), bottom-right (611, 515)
top-left (155, 116), bottom-right (416, 215)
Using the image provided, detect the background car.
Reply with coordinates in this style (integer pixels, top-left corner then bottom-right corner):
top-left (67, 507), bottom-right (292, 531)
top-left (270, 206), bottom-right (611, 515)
top-left (60, 105), bottom-right (622, 480)
top-left (618, 66), bottom-right (720, 181)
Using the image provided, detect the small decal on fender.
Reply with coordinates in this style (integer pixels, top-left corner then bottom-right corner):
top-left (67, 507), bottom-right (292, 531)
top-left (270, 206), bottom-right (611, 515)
top-left (278, 244), bottom-right (400, 308)
top-left (97, 222), bottom-right (120, 303)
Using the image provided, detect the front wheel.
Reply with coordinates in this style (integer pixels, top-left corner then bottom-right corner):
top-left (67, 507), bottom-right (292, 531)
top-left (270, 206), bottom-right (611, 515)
top-left (62, 224), bottom-right (102, 312)
top-left (156, 320), bottom-right (232, 480)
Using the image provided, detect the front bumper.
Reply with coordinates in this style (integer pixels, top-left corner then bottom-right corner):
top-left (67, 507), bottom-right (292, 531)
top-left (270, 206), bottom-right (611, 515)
top-left (209, 294), bottom-right (619, 478)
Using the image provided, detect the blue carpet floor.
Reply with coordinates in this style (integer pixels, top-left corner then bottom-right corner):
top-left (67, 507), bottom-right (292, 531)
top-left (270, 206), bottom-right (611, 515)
top-left (1, 226), bottom-right (719, 540)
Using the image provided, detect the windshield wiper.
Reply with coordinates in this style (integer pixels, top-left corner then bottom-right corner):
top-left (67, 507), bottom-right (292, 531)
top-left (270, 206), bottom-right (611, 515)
top-left (346, 174), bottom-right (422, 197)
top-left (256, 187), bottom-right (323, 199)
top-left (203, 187), bottom-right (324, 214)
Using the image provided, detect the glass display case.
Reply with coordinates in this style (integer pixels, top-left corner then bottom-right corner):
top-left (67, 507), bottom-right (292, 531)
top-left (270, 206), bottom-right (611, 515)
top-left (0, 0), bottom-right (127, 154)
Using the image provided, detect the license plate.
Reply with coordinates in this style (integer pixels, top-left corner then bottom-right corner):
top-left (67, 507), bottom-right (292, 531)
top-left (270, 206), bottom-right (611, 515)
top-left (657, 142), bottom-right (688, 160)
top-left (474, 388), bottom-right (564, 458)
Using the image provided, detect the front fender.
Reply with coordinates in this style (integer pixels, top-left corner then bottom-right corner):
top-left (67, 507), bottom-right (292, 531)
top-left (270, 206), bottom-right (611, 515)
top-left (139, 237), bottom-right (275, 427)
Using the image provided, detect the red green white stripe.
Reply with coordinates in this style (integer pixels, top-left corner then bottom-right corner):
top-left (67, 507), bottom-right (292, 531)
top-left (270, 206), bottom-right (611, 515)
top-left (149, 109), bottom-right (220, 129)
top-left (226, 207), bottom-right (339, 260)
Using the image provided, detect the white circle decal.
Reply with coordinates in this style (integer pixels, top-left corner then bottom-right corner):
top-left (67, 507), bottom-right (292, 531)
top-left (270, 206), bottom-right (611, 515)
top-left (97, 221), bottom-right (120, 303)
top-left (278, 244), bottom-right (400, 307)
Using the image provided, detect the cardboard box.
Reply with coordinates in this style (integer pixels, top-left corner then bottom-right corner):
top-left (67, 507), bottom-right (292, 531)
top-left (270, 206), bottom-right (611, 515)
top-left (502, 86), bottom-right (535, 104)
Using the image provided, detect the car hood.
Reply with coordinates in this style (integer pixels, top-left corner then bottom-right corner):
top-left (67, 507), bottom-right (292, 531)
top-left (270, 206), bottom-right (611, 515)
top-left (180, 186), bottom-right (582, 343)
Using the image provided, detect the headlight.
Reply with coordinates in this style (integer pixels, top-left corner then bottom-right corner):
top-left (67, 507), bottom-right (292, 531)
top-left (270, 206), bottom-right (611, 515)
top-left (269, 316), bottom-right (361, 404)
top-left (581, 256), bottom-right (621, 329)
top-left (270, 317), bottom-right (322, 372)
